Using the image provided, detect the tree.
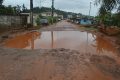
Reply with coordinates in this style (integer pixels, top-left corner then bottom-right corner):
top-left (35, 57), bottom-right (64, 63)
top-left (7, 5), bottom-right (14, 14)
top-left (95, 0), bottom-right (119, 17)
top-left (16, 5), bottom-right (21, 14)
top-left (0, 0), bottom-right (22, 15)
top-left (95, 0), bottom-right (120, 11)
top-left (96, 0), bottom-right (120, 28)
top-left (112, 12), bottom-right (120, 27)
top-left (0, 0), bottom-right (3, 6)
top-left (22, 4), bottom-right (27, 12)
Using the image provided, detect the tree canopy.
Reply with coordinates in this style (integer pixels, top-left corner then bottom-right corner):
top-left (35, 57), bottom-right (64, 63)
top-left (95, 0), bottom-right (120, 15)
top-left (0, 0), bottom-right (4, 5)
top-left (95, 0), bottom-right (120, 27)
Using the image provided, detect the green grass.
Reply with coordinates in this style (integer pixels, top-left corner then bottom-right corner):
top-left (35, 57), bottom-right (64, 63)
top-left (79, 26), bottom-right (98, 32)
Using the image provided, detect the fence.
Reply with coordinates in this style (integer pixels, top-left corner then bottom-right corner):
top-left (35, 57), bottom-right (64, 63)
top-left (0, 15), bottom-right (28, 27)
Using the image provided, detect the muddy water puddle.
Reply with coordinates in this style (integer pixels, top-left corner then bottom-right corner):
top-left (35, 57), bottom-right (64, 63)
top-left (2, 31), bottom-right (118, 54)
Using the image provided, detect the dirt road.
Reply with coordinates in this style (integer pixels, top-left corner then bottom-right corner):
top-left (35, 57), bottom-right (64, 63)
top-left (40, 20), bottom-right (80, 31)
top-left (0, 20), bottom-right (120, 80)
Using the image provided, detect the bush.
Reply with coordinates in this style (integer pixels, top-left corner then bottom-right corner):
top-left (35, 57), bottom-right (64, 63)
top-left (47, 17), bottom-right (58, 24)
top-left (36, 16), bottom-right (58, 25)
top-left (36, 17), bottom-right (41, 25)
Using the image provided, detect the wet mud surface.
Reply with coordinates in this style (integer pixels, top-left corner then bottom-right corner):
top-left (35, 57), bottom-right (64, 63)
top-left (90, 55), bottom-right (120, 80)
top-left (0, 21), bottom-right (120, 80)
top-left (0, 48), bottom-right (118, 80)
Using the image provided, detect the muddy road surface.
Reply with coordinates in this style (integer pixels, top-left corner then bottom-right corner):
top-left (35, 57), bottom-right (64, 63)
top-left (0, 48), bottom-right (120, 80)
top-left (0, 20), bottom-right (120, 80)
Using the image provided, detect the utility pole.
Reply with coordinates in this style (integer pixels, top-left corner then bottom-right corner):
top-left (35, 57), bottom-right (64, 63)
top-left (30, 0), bottom-right (33, 26)
top-left (89, 2), bottom-right (92, 17)
top-left (40, 0), bottom-right (42, 8)
top-left (51, 0), bottom-right (54, 24)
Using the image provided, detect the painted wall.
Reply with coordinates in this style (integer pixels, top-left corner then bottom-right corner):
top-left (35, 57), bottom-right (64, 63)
top-left (80, 19), bottom-right (92, 25)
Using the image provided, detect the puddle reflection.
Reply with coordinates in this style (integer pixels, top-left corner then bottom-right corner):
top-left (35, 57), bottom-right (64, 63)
top-left (4, 31), bottom-right (41, 49)
top-left (3, 31), bottom-right (117, 54)
top-left (94, 35), bottom-right (117, 54)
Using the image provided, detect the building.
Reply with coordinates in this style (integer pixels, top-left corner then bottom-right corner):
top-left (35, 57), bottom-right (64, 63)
top-left (33, 14), bottom-right (40, 26)
top-left (58, 15), bottom-right (64, 19)
top-left (79, 18), bottom-right (93, 25)
top-left (76, 13), bottom-right (82, 18)
top-left (41, 12), bottom-right (58, 17)
top-left (67, 14), bottom-right (73, 19)
top-left (21, 13), bottom-right (40, 26)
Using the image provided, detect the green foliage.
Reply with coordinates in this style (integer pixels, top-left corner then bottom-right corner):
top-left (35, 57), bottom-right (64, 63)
top-left (32, 7), bottom-right (82, 18)
top-left (0, 2), bottom-right (28, 15)
top-left (0, 5), bottom-right (13, 14)
top-left (36, 17), bottom-right (41, 25)
top-left (47, 17), bottom-right (52, 24)
top-left (96, 0), bottom-right (120, 27)
top-left (96, 12), bottom-right (120, 27)
top-left (35, 14), bottom-right (43, 25)
top-left (103, 12), bottom-right (112, 25)
top-left (112, 13), bottom-right (120, 27)
top-left (0, 0), bottom-right (3, 5)
top-left (35, 15), bottom-right (58, 26)
top-left (22, 4), bottom-right (27, 13)
top-left (47, 16), bottom-right (58, 24)
top-left (96, 0), bottom-right (119, 12)
top-left (0, 0), bottom-right (20, 14)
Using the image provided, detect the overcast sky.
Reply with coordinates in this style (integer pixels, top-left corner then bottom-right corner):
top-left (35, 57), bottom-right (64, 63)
top-left (3, 0), bottom-right (100, 16)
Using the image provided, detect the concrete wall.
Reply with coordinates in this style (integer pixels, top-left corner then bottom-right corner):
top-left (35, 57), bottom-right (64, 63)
top-left (0, 15), bottom-right (28, 27)
top-left (26, 14), bottom-right (39, 26)
top-left (0, 15), bottom-right (22, 26)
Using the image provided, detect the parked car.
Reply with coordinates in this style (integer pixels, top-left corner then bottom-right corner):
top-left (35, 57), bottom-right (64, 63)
top-left (58, 18), bottom-right (62, 21)
top-left (40, 19), bottom-right (49, 26)
top-left (74, 19), bottom-right (80, 24)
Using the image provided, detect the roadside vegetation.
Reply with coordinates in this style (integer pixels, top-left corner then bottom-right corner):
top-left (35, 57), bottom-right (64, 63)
top-left (0, 0), bottom-right (27, 14)
top-left (36, 15), bottom-right (58, 25)
top-left (74, 0), bottom-right (120, 36)
top-left (0, 0), bottom-right (59, 32)
top-left (95, 0), bottom-right (120, 35)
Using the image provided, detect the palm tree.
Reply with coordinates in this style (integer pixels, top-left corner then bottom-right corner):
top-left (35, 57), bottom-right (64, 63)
top-left (95, 0), bottom-right (120, 26)
top-left (95, 0), bottom-right (120, 14)
top-left (96, 0), bottom-right (120, 29)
